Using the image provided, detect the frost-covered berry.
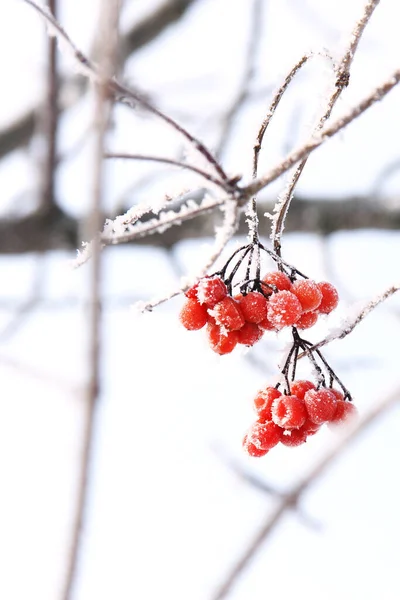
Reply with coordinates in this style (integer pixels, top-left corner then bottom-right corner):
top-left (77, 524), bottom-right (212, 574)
top-left (262, 270), bottom-right (292, 291)
top-left (207, 321), bottom-right (238, 354)
top-left (246, 420), bottom-right (283, 451)
top-left (317, 282), bottom-right (339, 314)
top-left (329, 400), bottom-right (358, 427)
top-left (211, 297), bottom-right (245, 331)
top-left (296, 311), bottom-right (318, 330)
top-left (237, 322), bottom-right (264, 346)
top-left (267, 290), bottom-right (302, 329)
top-left (179, 298), bottom-right (208, 330)
top-left (271, 395), bottom-right (307, 429)
top-left (242, 434), bottom-right (270, 457)
top-left (258, 315), bottom-right (276, 331)
top-left (291, 279), bottom-right (322, 312)
top-left (280, 428), bottom-right (308, 447)
top-left (304, 388), bottom-right (337, 424)
top-left (329, 388), bottom-right (344, 402)
top-left (185, 282), bottom-right (200, 300)
top-left (197, 276), bottom-right (228, 307)
top-left (290, 380), bottom-right (316, 400)
top-left (254, 386), bottom-right (282, 421)
top-left (236, 291), bottom-right (268, 324)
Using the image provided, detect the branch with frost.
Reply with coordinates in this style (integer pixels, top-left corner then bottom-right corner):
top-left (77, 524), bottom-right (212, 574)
top-left (269, 0), bottom-right (381, 255)
top-left (303, 283), bottom-right (400, 355)
top-left (132, 198), bottom-right (241, 312)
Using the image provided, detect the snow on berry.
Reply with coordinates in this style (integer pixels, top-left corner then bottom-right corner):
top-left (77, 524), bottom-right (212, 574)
top-left (207, 321), bottom-right (238, 354)
top-left (236, 291), bottom-right (268, 323)
top-left (211, 296), bottom-right (245, 331)
top-left (304, 388), bottom-right (337, 424)
top-left (237, 322), bottom-right (264, 346)
top-left (290, 380), bottom-right (316, 400)
top-left (291, 279), bottom-right (322, 312)
top-left (179, 298), bottom-right (209, 330)
top-left (254, 386), bottom-right (282, 421)
top-left (258, 315), bottom-right (276, 331)
top-left (280, 428), bottom-right (308, 447)
top-left (296, 310), bottom-right (318, 330)
top-left (271, 395), bottom-right (307, 429)
top-left (242, 435), bottom-right (270, 457)
top-left (262, 270), bottom-right (292, 291)
top-left (185, 281), bottom-right (200, 300)
top-left (329, 400), bottom-right (358, 427)
top-left (267, 290), bottom-right (302, 329)
top-left (197, 276), bottom-right (228, 307)
top-left (317, 281), bottom-right (339, 314)
top-left (245, 420), bottom-right (283, 451)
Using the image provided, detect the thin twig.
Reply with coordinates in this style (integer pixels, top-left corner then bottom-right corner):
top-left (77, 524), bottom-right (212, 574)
top-left (271, 0), bottom-right (381, 255)
top-left (212, 383), bottom-right (400, 600)
top-left (60, 2), bottom-right (120, 599)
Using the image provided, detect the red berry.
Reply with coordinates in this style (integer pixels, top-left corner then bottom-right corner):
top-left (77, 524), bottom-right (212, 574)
top-left (243, 434), bottom-right (270, 457)
top-left (280, 428), bottom-right (308, 447)
top-left (271, 395), bottom-right (307, 429)
top-left (329, 400), bottom-right (358, 427)
top-left (329, 388), bottom-right (344, 402)
top-left (236, 291), bottom-right (268, 324)
top-left (254, 386), bottom-right (282, 421)
top-left (291, 279), bottom-right (322, 312)
top-left (290, 380), bottom-right (316, 400)
top-left (179, 298), bottom-right (208, 330)
top-left (267, 291), bottom-right (302, 329)
top-left (299, 418), bottom-right (321, 436)
top-left (317, 282), bottom-right (339, 314)
top-left (304, 388), bottom-right (337, 424)
top-left (258, 315), bottom-right (276, 331)
top-left (185, 282), bottom-right (200, 300)
top-left (237, 322), bottom-right (264, 346)
top-left (211, 297), bottom-right (245, 331)
top-left (297, 311), bottom-right (318, 330)
top-left (197, 276), bottom-right (228, 307)
top-left (206, 321), bottom-right (238, 354)
top-left (262, 270), bottom-right (292, 291)
top-left (246, 420), bottom-right (283, 451)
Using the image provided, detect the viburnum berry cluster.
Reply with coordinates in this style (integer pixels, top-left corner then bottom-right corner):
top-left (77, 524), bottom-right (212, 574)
top-left (179, 242), bottom-right (339, 355)
top-left (179, 241), bottom-right (356, 455)
top-left (244, 327), bottom-right (357, 455)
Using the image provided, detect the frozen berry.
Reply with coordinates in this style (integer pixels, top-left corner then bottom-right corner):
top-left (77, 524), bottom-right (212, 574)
top-left (280, 428), bottom-right (308, 447)
top-left (185, 282), bottom-right (200, 300)
top-left (271, 395), bottom-right (307, 429)
top-left (236, 292), bottom-right (268, 324)
top-left (243, 435), bottom-right (269, 457)
top-left (297, 311), bottom-right (318, 330)
top-left (299, 418), bottom-right (321, 436)
top-left (329, 400), bottom-right (358, 427)
top-left (254, 386), bottom-right (282, 422)
top-left (262, 270), bottom-right (292, 291)
top-left (317, 282), bottom-right (339, 314)
top-left (304, 388), bottom-right (337, 424)
top-left (179, 298), bottom-right (208, 330)
top-left (237, 322), bottom-right (264, 346)
top-left (258, 315), bottom-right (276, 331)
top-left (329, 388), bottom-right (345, 402)
top-left (291, 279), bottom-right (322, 312)
top-left (197, 276), bottom-right (228, 307)
top-left (290, 380), bottom-right (316, 400)
top-left (267, 291), bottom-right (302, 329)
top-left (207, 321), bottom-right (238, 354)
top-left (246, 420), bottom-right (283, 451)
top-left (211, 297), bottom-right (245, 331)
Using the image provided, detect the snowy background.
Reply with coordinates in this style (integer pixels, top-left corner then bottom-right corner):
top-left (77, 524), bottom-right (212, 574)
top-left (0, 1), bottom-right (400, 599)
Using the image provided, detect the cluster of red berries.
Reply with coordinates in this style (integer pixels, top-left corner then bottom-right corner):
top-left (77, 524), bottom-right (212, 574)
top-left (243, 380), bottom-right (358, 456)
top-left (179, 272), bottom-right (339, 355)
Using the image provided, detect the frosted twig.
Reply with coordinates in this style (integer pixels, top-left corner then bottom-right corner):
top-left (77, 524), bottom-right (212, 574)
top-left (132, 199), bottom-right (240, 312)
top-left (302, 283), bottom-right (400, 356)
top-left (243, 66), bottom-right (400, 198)
top-left (270, 0), bottom-right (381, 255)
top-left (61, 2), bottom-right (120, 600)
top-left (212, 382), bottom-right (400, 600)
top-left (23, 0), bottom-right (232, 188)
